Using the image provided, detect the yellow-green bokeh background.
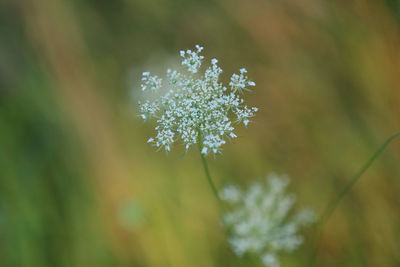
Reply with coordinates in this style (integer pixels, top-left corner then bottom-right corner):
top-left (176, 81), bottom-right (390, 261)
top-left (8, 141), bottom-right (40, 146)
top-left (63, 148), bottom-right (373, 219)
top-left (1, 0), bottom-right (400, 266)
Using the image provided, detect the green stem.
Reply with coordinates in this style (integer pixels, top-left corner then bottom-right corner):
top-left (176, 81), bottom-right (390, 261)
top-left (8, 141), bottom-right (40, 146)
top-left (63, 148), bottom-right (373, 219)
top-left (199, 149), bottom-right (221, 203)
top-left (310, 131), bottom-right (400, 266)
top-left (321, 131), bottom-right (400, 223)
top-left (197, 130), bottom-right (222, 205)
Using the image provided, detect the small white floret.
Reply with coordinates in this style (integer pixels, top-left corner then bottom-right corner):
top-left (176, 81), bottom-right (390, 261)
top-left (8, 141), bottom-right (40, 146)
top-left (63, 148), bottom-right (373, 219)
top-left (262, 253), bottom-right (279, 267)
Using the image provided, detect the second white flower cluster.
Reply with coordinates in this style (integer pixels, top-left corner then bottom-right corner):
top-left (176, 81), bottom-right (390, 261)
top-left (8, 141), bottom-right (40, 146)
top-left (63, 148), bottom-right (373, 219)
top-left (220, 173), bottom-right (315, 267)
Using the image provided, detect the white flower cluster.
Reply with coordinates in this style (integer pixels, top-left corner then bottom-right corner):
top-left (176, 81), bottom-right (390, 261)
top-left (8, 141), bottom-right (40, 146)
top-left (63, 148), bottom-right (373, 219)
top-left (139, 45), bottom-right (257, 155)
top-left (220, 173), bottom-right (315, 267)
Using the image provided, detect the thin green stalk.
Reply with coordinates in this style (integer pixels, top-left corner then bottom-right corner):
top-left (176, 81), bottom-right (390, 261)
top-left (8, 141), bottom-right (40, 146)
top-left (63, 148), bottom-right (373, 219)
top-left (322, 131), bottom-right (400, 223)
top-left (197, 130), bottom-right (222, 205)
top-left (199, 149), bottom-right (221, 203)
top-left (310, 131), bottom-right (400, 266)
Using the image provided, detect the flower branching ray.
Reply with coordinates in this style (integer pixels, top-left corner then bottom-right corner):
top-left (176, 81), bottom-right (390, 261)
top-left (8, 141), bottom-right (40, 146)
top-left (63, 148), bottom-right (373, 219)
top-left (139, 45), bottom-right (257, 156)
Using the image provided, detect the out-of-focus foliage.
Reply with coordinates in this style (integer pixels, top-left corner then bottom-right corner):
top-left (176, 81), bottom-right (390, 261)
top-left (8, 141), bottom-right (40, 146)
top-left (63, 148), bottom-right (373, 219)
top-left (1, 0), bottom-right (400, 266)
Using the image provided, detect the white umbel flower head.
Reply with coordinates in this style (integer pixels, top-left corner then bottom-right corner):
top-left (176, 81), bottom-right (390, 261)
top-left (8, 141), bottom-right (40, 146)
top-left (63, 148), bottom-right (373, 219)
top-left (139, 45), bottom-right (257, 155)
top-left (220, 173), bottom-right (316, 267)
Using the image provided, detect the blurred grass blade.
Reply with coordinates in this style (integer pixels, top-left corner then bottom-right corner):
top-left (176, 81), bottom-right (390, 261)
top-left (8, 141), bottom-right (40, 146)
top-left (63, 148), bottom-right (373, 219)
top-left (310, 131), bottom-right (400, 266)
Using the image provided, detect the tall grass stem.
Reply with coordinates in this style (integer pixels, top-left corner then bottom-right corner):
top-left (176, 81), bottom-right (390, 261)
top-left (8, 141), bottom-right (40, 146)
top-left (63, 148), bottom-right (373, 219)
top-left (310, 131), bottom-right (400, 266)
top-left (321, 131), bottom-right (400, 223)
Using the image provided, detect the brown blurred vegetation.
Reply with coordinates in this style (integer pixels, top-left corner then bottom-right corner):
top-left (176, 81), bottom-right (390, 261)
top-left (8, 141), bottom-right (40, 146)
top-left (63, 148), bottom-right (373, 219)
top-left (1, 0), bottom-right (400, 266)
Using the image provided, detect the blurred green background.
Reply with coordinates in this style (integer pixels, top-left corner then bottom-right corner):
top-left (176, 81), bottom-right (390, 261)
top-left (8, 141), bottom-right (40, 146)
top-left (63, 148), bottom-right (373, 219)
top-left (1, 0), bottom-right (400, 266)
